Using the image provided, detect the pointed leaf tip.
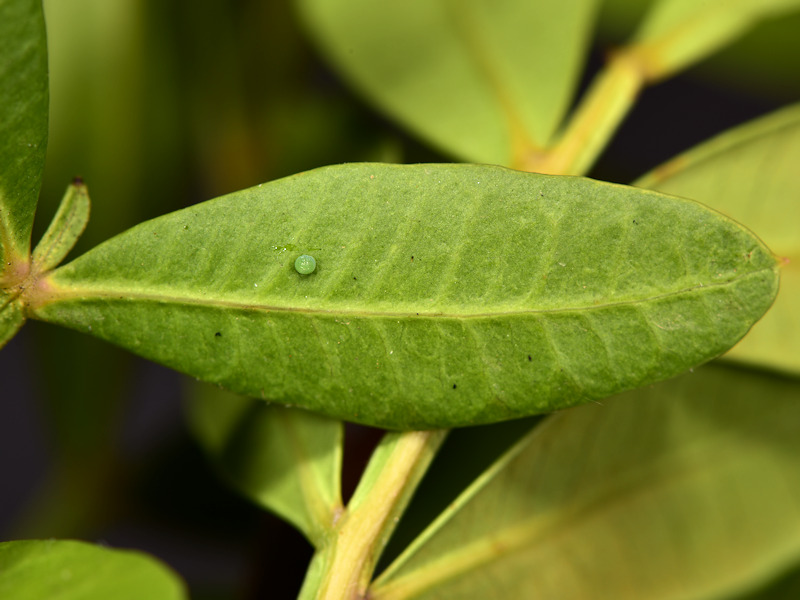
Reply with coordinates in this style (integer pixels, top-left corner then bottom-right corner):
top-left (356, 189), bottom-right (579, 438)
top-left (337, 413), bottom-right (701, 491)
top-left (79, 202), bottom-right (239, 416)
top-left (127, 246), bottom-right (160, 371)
top-left (637, 104), bottom-right (800, 374)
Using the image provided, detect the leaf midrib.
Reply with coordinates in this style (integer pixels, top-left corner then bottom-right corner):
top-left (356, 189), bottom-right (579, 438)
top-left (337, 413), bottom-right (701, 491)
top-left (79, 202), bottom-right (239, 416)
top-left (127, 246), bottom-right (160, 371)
top-left (32, 266), bottom-right (772, 320)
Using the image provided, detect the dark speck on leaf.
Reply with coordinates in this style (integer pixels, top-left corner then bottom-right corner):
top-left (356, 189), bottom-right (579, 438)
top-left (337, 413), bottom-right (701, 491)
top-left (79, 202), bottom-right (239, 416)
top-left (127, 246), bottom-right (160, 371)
top-left (528, 355), bottom-right (532, 361)
top-left (633, 219), bottom-right (638, 225)
top-left (215, 332), bottom-right (222, 337)
top-left (353, 276), bottom-right (357, 280)
top-left (411, 256), bottom-right (414, 261)
top-left (452, 384), bottom-right (457, 389)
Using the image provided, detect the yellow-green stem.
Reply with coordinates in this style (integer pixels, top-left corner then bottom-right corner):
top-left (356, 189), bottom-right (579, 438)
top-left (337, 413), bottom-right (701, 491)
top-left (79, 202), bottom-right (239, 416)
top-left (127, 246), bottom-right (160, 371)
top-left (311, 429), bottom-right (447, 600)
top-left (521, 50), bottom-right (646, 177)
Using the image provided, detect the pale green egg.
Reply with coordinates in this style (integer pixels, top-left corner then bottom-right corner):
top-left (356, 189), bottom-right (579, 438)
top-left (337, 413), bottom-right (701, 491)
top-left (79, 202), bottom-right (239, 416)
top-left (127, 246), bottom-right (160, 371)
top-left (294, 254), bottom-right (316, 275)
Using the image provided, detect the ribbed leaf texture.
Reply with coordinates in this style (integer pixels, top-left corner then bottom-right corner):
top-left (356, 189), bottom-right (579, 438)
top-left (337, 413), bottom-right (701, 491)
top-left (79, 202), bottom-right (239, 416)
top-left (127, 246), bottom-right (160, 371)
top-left (30, 164), bottom-right (778, 429)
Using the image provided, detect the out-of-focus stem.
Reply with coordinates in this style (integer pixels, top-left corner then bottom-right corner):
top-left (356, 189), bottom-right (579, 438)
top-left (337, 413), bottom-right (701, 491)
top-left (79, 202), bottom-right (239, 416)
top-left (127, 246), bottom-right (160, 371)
top-left (520, 50), bottom-right (645, 177)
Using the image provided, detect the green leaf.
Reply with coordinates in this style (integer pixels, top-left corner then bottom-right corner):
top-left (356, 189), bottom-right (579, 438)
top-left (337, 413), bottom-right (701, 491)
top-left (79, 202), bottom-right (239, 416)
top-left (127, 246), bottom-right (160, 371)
top-left (636, 104), bottom-right (800, 375)
top-left (297, 0), bottom-right (598, 166)
top-left (29, 163), bottom-right (778, 429)
top-left (31, 179), bottom-right (91, 273)
top-left (0, 0), bottom-right (48, 270)
top-left (0, 539), bottom-right (186, 600)
top-left (0, 297), bottom-right (25, 349)
top-left (371, 364), bottom-right (800, 600)
top-left (186, 384), bottom-right (343, 546)
top-left (629, 0), bottom-right (800, 79)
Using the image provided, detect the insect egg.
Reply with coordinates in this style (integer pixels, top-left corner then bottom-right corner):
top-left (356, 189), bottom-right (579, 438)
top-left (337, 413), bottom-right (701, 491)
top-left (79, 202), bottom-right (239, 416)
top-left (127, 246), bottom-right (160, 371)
top-left (294, 254), bottom-right (317, 275)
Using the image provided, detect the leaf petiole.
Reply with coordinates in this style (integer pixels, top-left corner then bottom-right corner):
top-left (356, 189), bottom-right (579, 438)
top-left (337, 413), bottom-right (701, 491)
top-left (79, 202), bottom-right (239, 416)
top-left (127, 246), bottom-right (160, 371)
top-left (301, 429), bottom-right (447, 600)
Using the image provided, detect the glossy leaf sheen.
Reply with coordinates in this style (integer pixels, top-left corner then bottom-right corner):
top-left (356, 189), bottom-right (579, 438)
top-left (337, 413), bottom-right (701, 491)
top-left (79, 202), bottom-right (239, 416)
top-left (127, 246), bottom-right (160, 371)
top-left (33, 164), bottom-right (778, 429)
top-left (637, 104), bottom-right (800, 374)
top-left (298, 0), bottom-right (597, 165)
top-left (0, 0), bottom-right (48, 265)
top-left (187, 387), bottom-right (343, 546)
top-left (372, 365), bottom-right (800, 599)
top-left (0, 539), bottom-right (186, 600)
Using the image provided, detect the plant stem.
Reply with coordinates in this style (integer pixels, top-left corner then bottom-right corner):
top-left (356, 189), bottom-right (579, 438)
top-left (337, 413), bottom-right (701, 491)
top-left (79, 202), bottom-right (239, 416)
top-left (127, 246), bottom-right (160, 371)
top-left (303, 429), bottom-right (447, 600)
top-left (520, 50), bottom-right (646, 177)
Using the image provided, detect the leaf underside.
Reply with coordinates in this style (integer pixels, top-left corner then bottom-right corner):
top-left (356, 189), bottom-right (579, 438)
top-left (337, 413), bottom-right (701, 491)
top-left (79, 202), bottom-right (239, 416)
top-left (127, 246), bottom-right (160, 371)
top-left (32, 164), bottom-right (778, 429)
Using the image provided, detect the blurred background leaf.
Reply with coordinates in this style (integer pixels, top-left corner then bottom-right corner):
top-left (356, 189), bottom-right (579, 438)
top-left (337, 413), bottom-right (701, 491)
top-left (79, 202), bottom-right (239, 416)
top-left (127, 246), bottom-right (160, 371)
top-left (372, 364), bottom-right (800, 600)
top-left (297, 0), bottom-right (599, 166)
top-left (598, 0), bottom-right (800, 99)
top-left (186, 386), bottom-right (343, 547)
top-left (625, 0), bottom-right (800, 80)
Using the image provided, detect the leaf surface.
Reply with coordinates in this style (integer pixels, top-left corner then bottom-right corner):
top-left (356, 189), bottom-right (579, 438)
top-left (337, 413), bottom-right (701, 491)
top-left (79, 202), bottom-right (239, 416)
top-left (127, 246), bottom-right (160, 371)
top-left (637, 104), bottom-right (800, 374)
top-left (371, 364), bottom-right (800, 599)
top-left (297, 0), bottom-right (598, 166)
top-left (0, 0), bottom-right (48, 271)
top-left (186, 386), bottom-right (343, 546)
top-left (30, 164), bottom-right (778, 429)
top-left (0, 539), bottom-right (186, 600)
top-left (629, 0), bottom-right (800, 79)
